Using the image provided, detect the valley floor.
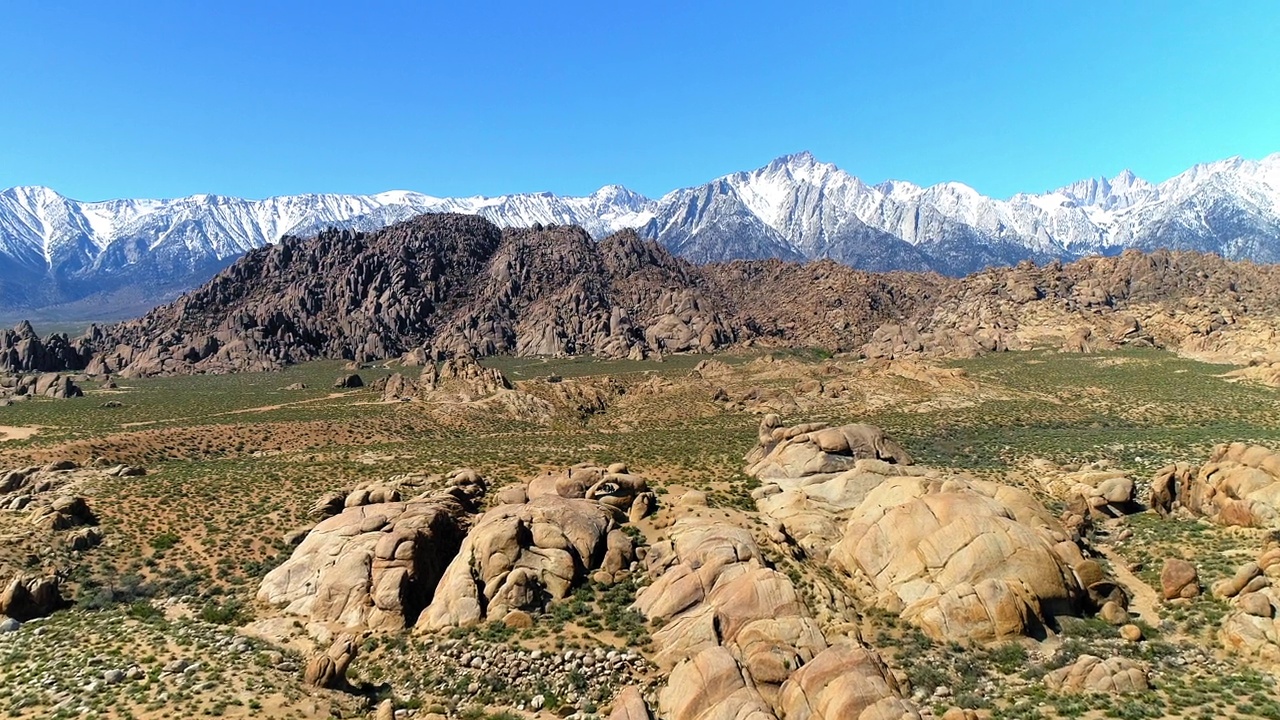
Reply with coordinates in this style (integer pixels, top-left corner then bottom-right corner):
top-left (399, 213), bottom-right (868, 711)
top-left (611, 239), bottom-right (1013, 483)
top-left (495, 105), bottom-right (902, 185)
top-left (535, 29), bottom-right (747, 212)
top-left (2, 347), bottom-right (1280, 719)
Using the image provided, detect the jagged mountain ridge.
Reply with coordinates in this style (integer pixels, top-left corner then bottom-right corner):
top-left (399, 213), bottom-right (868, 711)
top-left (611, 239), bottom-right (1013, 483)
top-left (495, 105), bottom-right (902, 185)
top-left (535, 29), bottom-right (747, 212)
top-left (2, 151), bottom-right (1278, 315)
top-left (12, 213), bottom-right (1280, 381)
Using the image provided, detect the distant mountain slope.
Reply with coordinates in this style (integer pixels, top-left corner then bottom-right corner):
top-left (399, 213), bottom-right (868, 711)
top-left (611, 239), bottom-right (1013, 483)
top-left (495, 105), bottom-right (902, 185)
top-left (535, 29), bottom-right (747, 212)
top-left (2, 152), bottom-right (1278, 316)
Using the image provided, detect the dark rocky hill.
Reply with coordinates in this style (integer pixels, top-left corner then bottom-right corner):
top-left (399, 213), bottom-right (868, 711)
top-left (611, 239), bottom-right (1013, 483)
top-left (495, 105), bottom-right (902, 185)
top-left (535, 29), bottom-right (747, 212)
top-left (8, 213), bottom-right (1280, 378)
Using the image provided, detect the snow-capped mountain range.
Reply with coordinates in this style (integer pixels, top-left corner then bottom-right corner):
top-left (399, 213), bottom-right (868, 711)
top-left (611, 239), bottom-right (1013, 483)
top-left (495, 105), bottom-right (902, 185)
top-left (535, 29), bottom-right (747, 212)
top-left (2, 151), bottom-right (1278, 317)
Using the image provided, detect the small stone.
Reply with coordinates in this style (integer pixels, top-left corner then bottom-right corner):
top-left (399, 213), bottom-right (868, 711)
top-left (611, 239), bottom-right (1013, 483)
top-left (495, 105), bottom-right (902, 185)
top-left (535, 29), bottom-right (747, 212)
top-left (0, 618), bottom-right (20, 633)
top-left (1120, 624), bottom-right (1143, 642)
top-left (532, 694), bottom-right (546, 711)
top-left (103, 669), bottom-right (125, 684)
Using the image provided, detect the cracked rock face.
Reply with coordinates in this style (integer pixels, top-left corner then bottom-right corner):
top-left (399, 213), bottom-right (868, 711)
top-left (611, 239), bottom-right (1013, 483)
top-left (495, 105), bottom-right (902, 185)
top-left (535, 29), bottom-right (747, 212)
top-left (829, 475), bottom-right (1085, 642)
top-left (258, 470), bottom-right (485, 632)
top-left (635, 515), bottom-right (919, 720)
top-left (1183, 443), bottom-right (1280, 527)
top-left (416, 463), bottom-right (650, 632)
top-left (1044, 655), bottom-right (1149, 694)
top-left (745, 415), bottom-right (912, 482)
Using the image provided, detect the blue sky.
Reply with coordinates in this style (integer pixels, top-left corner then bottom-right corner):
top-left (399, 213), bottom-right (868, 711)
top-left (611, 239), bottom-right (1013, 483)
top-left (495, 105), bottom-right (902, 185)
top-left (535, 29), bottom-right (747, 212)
top-left (1, 1), bottom-right (1276, 201)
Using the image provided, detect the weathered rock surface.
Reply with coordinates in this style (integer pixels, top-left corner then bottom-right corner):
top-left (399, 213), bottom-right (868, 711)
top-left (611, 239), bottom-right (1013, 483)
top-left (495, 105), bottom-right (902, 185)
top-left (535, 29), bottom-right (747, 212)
top-left (745, 415), bottom-right (912, 481)
top-left (1025, 459), bottom-right (1138, 518)
top-left (777, 641), bottom-right (921, 720)
top-left (0, 574), bottom-right (62, 621)
top-left (258, 470), bottom-right (485, 631)
top-left (1160, 559), bottom-right (1201, 600)
top-left (829, 474), bottom-right (1085, 641)
top-left (1044, 655), bottom-right (1149, 693)
top-left (0, 322), bottom-right (91, 374)
top-left (416, 464), bottom-right (650, 631)
top-left (858, 250), bottom-right (1280, 366)
top-left (608, 685), bottom-right (653, 720)
top-left (70, 218), bottom-right (749, 376)
top-left (1164, 443), bottom-right (1280, 527)
top-left (333, 373), bottom-right (363, 389)
top-left (636, 514), bottom-right (918, 720)
top-left (1219, 544), bottom-right (1280, 666)
top-left (0, 371), bottom-right (85, 401)
top-left (303, 634), bottom-right (358, 689)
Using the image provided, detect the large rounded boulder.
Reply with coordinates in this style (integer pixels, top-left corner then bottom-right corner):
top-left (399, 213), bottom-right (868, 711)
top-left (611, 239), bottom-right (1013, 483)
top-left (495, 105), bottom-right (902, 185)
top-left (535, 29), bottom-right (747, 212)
top-left (830, 475), bottom-right (1085, 642)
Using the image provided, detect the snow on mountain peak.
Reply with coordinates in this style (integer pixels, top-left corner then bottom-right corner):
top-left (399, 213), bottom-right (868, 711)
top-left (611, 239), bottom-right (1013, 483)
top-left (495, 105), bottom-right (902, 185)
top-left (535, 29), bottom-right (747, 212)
top-left (3, 150), bottom-right (1280, 316)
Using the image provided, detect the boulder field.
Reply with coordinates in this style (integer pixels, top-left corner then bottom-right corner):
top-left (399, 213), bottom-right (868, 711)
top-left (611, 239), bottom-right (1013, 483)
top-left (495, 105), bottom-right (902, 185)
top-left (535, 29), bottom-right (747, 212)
top-left (248, 416), bottom-right (1176, 717)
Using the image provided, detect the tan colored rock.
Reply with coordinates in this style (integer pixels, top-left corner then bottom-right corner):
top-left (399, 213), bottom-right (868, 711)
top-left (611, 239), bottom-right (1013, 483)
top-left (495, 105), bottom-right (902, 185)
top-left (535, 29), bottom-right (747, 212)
top-left (1170, 444), bottom-right (1280, 527)
top-left (608, 685), bottom-right (652, 720)
top-left (1120, 624), bottom-right (1143, 642)
top-left (1160, 559), bottom-right (1200, 600)
top-left (657, 646), bottom-right (775, 720)
top-left (258, 470), bottom-right (483, 631)
top-left (1099, 601), bottom-right (1130, 626)
top-left (303, 634), bottom-right (357, 689)
top-left (1215, 562), bottom-right (1262, 599)
top-left (494, 485), bottom-right (528, 505)
top-left (634, 515), bottom-right (918, 719)
top-left (416, 493), bottom-right (627, 631)
top-left (1044, 655), bottom-right (1149, 693)
top-left (0, 574), bottom-right (62, 621)
top-left (829, 475), bottom-right (1083, 642)
top-left (746, 419), bottom-right (912, 481)
top-left (502, 609), bottom-right (533, 628)
top-left (678, 490), bottom-right (708, 507)
top-left (777, 641), bottom-right (921, 720)
top-left (1240, 592), bottom-right (1274, 618)
top-left (1222, 585), bottom-right (1280, 665)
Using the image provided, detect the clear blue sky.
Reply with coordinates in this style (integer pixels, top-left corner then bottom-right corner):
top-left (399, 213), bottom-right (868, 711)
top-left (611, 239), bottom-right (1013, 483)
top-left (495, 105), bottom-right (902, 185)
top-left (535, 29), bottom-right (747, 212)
top-left (1, 1), bottom-right (1276, 201)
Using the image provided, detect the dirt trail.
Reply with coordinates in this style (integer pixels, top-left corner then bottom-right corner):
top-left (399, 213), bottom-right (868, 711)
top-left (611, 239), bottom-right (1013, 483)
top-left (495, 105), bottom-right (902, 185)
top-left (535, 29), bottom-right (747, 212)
top-left (121, 392), bottom-right (350, 428)
top-left (1099, 543), bottom-right (1162, 625)
top-left (0, 425), bottom-right (41, 441)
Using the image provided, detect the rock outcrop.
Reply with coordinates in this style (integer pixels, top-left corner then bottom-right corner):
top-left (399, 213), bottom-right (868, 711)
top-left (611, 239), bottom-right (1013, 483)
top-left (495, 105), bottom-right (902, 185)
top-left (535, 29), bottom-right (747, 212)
top-left (1044, 655), bottom-right (1149, 694)
top-left (0, 322), bottom-right (91, 374)
top-left (745, 415), bottom-right (912, 481)
top-left (0, 372), bottom-right (85, 401)
top-left (1160, 559), bottom-right (1201, 600)
top-left (829, 474), bottom-right (1087, 642)
top-left (1150, 443), bottom-right (1280, 527)
top-left (1025, 460), bottom-right (1139, 519)
top-left (634, 515), bottom-right (918, 720)
top-left (258, 469), bottom-right (485, 631)
top-left (857, 250), bottom-right (1280, 365)
top-left (303, 634), bottom-right (358, 689)
top-left (0, 574), bottom-right (63, 621)
top-left (1219, 543), bottom-right (1280, 666)
top-left (416, 463), bottom-right (651, 631)
top-left (70, 218), bottom-right (750, 376)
